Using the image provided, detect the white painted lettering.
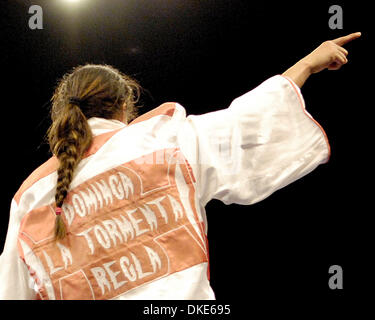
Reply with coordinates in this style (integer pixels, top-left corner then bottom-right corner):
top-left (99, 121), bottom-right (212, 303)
top-left (72, 193), bottom-right (86, 218)
top-left (42, 250), bottom-right (63, 275)
top-left (167, 194), bottom-right (184, 221)
top-left (95, 180), bottom-right (113, 206)
top-left (56, 242), bottom-right (73, 269)
top-left (119, 256), bottom-right (137, 281)
top-left (131, 252), bottom-right (152, 279)
top-left (127, 209), bottom-right (149, 236)
top-left (80, 188), bottom-right (98, 215)
top-left (76, 227), bottom-right (95, 254)
top-left (62, 203), bottom-right (75, 226)
top-left (113, 215), bottom-right (135, 242)
top-left (102, 219), bottom-right (123, 246)
top-left (118, 172), bottom-right (134, 198)
top-left (144, 245), bottom-right (162, 273)
top-left (109, 174), bottom-right (124, 200)
top-left (90, 183), bottom-right (103, 209)
top-left (94, 225), bottom-right (111, 249)
top-left (138, 204), bottom-right (157, 231)
top-left (103, 260), bottom-right (127, 290)
top-left (91, 267), bottom-right (111, 295)
top-left (147, 196), bottom-right (168, 224)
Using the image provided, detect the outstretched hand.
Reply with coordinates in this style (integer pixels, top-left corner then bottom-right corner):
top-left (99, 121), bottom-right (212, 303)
top-left (282, 32), bottom-right (362, 87)
top-left (302, 32), bottom-right (362, 74)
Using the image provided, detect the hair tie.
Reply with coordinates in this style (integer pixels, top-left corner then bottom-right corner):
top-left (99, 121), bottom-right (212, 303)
top-left (68, 97), bottom-right (83, 107)
top-left (55, 207), bottom-right (62, 216)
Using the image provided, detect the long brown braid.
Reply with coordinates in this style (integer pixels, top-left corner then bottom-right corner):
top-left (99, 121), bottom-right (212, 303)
top-left (47, 64), bottom-right (141, 239)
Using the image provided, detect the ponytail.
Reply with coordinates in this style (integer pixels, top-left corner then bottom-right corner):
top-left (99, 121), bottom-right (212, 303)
top-left (48, 64), bottom-right (142, 240)
top-left (48, 100), bottom-right (92, 240)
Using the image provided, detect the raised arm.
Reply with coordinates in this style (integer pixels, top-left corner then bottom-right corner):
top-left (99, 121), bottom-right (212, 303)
top-left (282, 32), bottom-right (361, 88)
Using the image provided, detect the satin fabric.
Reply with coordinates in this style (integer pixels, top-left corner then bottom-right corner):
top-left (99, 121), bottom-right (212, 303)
top-left (0, 75), bottom-right (329, 299)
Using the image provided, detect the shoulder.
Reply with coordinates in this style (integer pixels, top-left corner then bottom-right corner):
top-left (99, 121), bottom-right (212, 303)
top-left (13, 103), bottom-right (188, 205)
top-left (128, 102), bottom-right (186, 126)
top-left (14, 156), bottom-right (58, 205)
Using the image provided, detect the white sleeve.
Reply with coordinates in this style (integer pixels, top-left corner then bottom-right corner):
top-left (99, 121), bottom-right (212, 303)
top-left (178, 75), bottom-right (330, 206)
top-left (0, 199), bottom-right (36, 300)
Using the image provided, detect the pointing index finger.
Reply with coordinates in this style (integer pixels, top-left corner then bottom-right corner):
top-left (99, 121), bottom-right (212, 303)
top-left (332, 32), bottom-right (362, 46)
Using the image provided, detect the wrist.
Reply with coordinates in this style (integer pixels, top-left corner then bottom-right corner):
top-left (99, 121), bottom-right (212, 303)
top-left (297, 58), bottom-right (313, 75)
top-left (282, 59), bottom-right (313, 88)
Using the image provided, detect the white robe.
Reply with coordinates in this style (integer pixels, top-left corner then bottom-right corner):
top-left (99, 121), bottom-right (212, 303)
top-left (0, 75), bottom-right (329, 300)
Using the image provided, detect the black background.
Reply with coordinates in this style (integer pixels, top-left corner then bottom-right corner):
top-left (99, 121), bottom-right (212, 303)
top-left (0, 0), bottom-right (373, 312)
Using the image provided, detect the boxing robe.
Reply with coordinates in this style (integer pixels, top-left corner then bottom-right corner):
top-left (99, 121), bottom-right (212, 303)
top-left (0, 75), bottom-right (330, 300)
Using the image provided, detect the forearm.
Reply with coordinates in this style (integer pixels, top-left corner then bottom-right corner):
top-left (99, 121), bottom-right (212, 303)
top-left (282, 59), bottom-right (312, 88)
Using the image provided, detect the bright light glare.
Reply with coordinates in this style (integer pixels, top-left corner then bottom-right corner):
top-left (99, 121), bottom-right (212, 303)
top-left (58, 0), bottom-right (87, 11)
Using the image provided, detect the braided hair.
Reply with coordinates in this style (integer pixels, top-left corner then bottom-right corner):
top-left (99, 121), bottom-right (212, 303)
top-left (47, 64), bottom-right (141, 239)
